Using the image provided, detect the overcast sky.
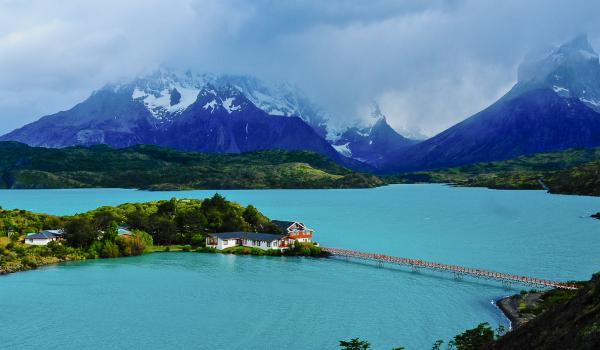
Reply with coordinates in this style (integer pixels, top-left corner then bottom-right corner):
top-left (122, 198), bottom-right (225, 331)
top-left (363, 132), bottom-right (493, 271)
top-left (1, 0), bottom-right (599, 136)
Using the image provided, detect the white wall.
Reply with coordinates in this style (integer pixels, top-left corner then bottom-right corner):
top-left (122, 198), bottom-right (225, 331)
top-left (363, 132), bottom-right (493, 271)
top-left (217, 238), bottom-right (237, 250)
top-left (242, 239), bottom-right (283, 250)
top-left (24, 238), bottom-right (52, 246)
top-left (207, 237), bottom-right (298, 251)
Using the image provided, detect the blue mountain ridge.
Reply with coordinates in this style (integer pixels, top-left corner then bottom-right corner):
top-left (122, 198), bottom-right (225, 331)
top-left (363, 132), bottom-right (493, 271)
top-left (380, 34), bottom-right (600, 172)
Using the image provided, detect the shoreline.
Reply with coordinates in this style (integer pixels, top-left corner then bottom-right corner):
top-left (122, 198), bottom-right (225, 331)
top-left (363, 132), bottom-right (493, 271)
top-left (493, 296), bottom-right (515, 330)
top-left (0, 247), bottom-right (329, 276)
top-left (493, 290), bottom-right (548, 330)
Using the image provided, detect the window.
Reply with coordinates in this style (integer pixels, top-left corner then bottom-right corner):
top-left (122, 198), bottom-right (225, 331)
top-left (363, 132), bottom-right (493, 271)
top-left (222, 240), bottom-right (228, 245)
top-left (273, 241), bottom-right (277, 247)
top-left (267, 241), bottom-right (271, 247)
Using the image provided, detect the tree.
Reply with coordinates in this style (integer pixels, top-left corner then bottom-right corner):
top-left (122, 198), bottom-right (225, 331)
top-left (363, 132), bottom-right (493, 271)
top-left (190, 234), bottom-right (205, 247)
top-left (495, 324), bottom-right (507, 338)
top-left (243, 205), bottom-right (261, 227)
top-left (93, 209), bottom-right (118, 231)
top-left (103, 221), bottom-right (118, 241)
top-left (64, 217), bottom-right (97, 249)
top-left (150, 215), bottom-right (178, 244)
top-left (339, 338), bottom-right (370, 350)
top-left (126, 208), bottom-right (148, 230)
top-left (100, 240), bottom-right (120, 258)
top-left (452, 323), bottom-right (494, 350)
top-left (158, 198), bottom-right (177, 216)
top-left (431, 340), bottom-right (444, 350)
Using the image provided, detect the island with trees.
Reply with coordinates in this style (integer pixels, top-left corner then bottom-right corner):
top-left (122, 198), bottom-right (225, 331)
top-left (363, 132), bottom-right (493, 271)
top-left (0, 194), bottom-right (324, 275)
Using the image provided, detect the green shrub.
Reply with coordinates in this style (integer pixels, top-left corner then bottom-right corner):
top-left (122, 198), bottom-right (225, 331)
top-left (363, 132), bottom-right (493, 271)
top-left (265, 249), bottom-right (282, 256)
top-left (100, 241), bottom-right (120, 258)
top-left (182, 245), bottom-right (192, 252)
top-left (190, 234), bottom-right (205, 247)
top-left (21, 255), bottom-right (39, 269)
top-left (284, 242), bottom-right (324, 256)
top-left (116, 236), bottom-right (133, 256)
top-left (195, 247), bottom-right (217, 253)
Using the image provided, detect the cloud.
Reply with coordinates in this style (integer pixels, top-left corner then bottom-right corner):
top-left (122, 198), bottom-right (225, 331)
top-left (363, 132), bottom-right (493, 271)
top-left (0, 0), bottom-right (599, 136)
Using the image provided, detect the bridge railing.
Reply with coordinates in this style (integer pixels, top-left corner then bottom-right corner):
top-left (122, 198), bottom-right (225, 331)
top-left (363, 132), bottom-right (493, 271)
top-left (321, 247), bottom-right (578, 290)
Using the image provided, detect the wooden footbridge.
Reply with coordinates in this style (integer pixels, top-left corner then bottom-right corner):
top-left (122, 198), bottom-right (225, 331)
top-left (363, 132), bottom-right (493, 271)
top-left (321, 247), bottom-right (578, 290)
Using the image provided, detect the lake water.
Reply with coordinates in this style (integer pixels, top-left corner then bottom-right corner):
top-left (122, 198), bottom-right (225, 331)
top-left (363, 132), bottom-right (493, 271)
top-left (1, 185), bottom-right (599, 349)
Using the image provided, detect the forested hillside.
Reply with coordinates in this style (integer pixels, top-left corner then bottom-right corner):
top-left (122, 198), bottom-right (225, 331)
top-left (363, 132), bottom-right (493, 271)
top-left (391, 147), bottom-right (600, 196)
top-left (0, 142), bottom-right (383, 190)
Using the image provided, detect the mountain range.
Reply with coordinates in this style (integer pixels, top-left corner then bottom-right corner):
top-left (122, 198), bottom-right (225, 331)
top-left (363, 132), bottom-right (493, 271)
top-left (2, 35), bottom-right (600, 174)
top-left (0, 68), bottom-right (409, 171)
top-left (382, 34), bottom-right (600, 172)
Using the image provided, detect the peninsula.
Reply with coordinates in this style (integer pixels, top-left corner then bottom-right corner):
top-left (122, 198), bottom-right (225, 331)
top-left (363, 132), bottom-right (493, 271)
top-left (0, 194), bottom-right (324, 275)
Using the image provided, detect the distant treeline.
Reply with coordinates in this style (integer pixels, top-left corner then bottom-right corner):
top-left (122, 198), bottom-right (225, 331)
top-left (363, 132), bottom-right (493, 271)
top-left (389, 147), bottom-right (600, 196)
top-left (0, 142), bottom-right (384, 190)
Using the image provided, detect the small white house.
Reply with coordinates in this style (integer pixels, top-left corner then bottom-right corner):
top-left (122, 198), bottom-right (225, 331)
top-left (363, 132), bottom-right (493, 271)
top-left (24, 230), bottom-right (63, 246)
top-left (205, 232), bottom-right (287, 250)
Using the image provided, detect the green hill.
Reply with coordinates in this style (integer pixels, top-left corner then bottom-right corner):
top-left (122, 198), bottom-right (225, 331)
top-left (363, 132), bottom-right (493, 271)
top-left (492, 272), bottom-right (600, 350)
top-left (390, 148), bottom-right (600, 196)
top-left (0, 142), bottom-right (383, 190)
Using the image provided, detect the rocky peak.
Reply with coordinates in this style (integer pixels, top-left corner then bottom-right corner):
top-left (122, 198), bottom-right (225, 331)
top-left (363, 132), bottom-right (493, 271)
top-left (193, 84), bottom-right (253, 115)
top-left (518, 34), bottom-right (599, 83)
top-left (512, 34), bottom-right (600, 112)
top-left (556, 34), bottom-right (598, 59)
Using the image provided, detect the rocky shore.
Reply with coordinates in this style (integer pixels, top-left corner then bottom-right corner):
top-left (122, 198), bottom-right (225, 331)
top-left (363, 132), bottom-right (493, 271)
top-left (496, 292), bottom-right (543, 328)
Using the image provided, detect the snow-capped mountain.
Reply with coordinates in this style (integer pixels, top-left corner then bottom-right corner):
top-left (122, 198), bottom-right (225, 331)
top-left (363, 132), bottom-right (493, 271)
top-left (112, 69), bottom-right (331, 137)
top-left (0, 76), bottom-right (347, 165)
top-left (0, 67), bottom-right (414, 168)
top-left (509, 34), bottom-right (600, 111)
top-left (382, 35), bottom-right (600, 172)
top-left (332, 103), bottom-right (418, 165)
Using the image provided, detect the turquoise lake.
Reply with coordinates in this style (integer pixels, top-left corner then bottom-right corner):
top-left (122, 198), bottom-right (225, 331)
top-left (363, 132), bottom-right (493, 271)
top-left (1, 185), bottom-right (599, 349)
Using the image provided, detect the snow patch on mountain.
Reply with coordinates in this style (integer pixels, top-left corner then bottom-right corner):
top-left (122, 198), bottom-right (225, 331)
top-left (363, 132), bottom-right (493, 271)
top-left (222, 97), bottom-right (241, 113)
top-left (332, 142), bottom-right (352, 158)
top-left (580, 97), bottom-right (600, 107)
top-left (132, 87), bottom-right (200, 119)
top-left (203, 99), bottom-right (218, 112)
top-left (552, 85), bottom-right (570, 95)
